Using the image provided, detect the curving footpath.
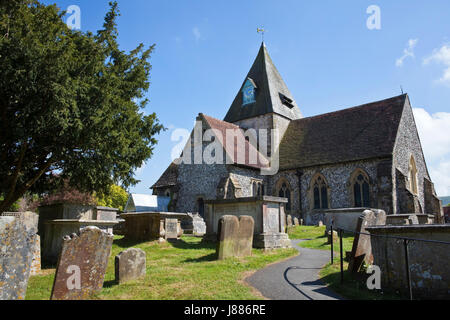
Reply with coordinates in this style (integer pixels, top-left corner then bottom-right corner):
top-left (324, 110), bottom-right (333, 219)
top-left (246, 240), bottom-right (343, 300)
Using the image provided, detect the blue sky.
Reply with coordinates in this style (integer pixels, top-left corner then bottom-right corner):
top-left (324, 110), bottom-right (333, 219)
top-left (44, 0), bottom-right (450, 196)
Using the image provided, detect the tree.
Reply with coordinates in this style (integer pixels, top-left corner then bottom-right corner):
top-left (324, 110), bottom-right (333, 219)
top-left (0, 1), bottom-right (164, 212)
top-left (95, 184), bottom-right (129, 211)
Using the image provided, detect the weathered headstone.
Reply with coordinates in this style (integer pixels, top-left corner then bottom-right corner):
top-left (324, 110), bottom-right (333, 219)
top-left (236, 216), bottom-right (255, 257)
top-left (327, 230), bottom-right (338, 244)
top-left (217, 215), bottom-right (254, 260)
top-left (0, 212), bottom-right (38, 300)
top-left (286, 215), bottom-right (293, 228)
top-left (30, 235), bottom-right (41, 276)
top-left (348, 209), bottom-right (386, 273)
top-left (115, 248), bottom-right (146, 284)
top-left (318, 221), bottom-right (324, 227)
top-left (294, 217), bottom-right (300, 227)
top-left (165, 218), bottom-right (179, 239)
top-left (51, 226), bottom-right (113, 300)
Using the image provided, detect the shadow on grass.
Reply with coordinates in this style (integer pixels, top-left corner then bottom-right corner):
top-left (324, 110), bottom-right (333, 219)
top-left (169, 239), bottom-right (216, 251)
top-left (183, 253), bottom-right (218, 263)
top-left (113, 237), bottom-right (150, 249)
top-left (103, 279), bottom-right (118, 289)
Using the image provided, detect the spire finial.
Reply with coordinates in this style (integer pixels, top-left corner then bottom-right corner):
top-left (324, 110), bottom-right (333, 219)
top-left (257, 27), bottom-right (266, 43)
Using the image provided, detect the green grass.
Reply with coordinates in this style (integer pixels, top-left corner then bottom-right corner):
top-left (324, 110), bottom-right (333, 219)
top-left (288, 225), bottom-right (406, 300)
top-left (26, 235), bottom-right (297, 300)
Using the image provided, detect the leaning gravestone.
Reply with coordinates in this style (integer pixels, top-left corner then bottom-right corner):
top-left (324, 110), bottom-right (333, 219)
top-left (0, 212), bottom-right (38, 300)
top-left (51, 226), bottom-right (113, 300)
top-left (294, 217), bottom-right (300, 227)
top-left (217, 215), bottom-right (255, 260)
top-left (348, 209), bottom-right (386, 273)
top-left (115, 248), bottom-right (146, 284)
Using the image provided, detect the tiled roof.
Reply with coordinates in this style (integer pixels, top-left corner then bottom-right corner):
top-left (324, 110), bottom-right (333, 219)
top-left (279, 94), bottom-right (408, 170)
top-left (201, 114), bottom-right (269, 169)
top-left (152, 161), bottom-right (179, 189)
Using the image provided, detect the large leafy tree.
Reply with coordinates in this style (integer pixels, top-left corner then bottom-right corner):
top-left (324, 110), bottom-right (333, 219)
top-left (0, 1), bottom-right (164, 212)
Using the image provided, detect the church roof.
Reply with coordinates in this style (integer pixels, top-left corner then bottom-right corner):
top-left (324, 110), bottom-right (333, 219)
top-left (279, 94), bottom-right (408, 170)
top-left (152, 161), bottom-right (179, 189)
top-left (202, 114), bottom-right (269, 170)
top-left (224, 43), bottom-right (303, 123)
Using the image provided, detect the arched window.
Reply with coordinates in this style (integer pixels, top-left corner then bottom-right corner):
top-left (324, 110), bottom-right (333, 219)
top-left (309, 173), bottom-right (329, 210)
top-left (350, 169), bottom-right (371, 207)
top-left (276, 179), bottom-right (292, 211)
top-left (408, 156), bottom-right (418, 195)
top-left (252, 180), bottom-right (264, 196)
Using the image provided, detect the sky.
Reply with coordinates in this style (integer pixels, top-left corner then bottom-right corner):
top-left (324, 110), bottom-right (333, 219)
top-left (43, 0), bottom-right (450, 197)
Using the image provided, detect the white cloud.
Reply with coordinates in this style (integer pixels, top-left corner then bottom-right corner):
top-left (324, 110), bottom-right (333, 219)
top-left (423, 44), bottom-right (450, 86)
top-left (193, 27), bottom-right (201, 42)
top-left (413, 108), bottom-right (450, 196)
top-left (396, 39), bottom-right (418, 67)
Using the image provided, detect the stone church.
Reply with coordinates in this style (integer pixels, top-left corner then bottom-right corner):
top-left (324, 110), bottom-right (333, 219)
top-left (152, 43), bottom-right (442, 225)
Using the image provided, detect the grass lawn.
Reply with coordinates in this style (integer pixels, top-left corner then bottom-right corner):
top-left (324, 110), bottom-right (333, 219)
top-left (288, 225), bottom-right (406, 300)
top-left (26, 235), bottom-right (297, 300)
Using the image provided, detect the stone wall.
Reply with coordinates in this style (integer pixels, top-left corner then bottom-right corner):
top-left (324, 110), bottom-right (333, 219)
top-left (392, 98), bottom-right (430, 214)
top-left (367, 225), bottom-right (450, 299)
top-left (271, 159), bottom-right (390, 225)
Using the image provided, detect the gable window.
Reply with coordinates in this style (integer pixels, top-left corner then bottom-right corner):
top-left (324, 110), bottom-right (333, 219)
top-left (350, 169), bottom-right (371, 207)
top-left (408, 156), bottom-right (418, 195)
top-left (242, 78), bottom-right (257, 106)
top-left (309, 173), bottom-right (329, 210)
top-left (276, 179), bottom-right (292, 211)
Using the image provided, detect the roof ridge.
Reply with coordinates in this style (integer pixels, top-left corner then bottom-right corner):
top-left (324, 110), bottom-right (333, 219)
top-left (294, 94), bottom-right (407, 122)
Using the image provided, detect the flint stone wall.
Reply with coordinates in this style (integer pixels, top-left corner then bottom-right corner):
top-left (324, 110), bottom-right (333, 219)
top-left (367, 224), bottom-right (450, 299)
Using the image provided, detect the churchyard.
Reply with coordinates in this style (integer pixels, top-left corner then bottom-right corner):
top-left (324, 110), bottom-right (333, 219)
top-left (26, 235), bottom-right (297, 300)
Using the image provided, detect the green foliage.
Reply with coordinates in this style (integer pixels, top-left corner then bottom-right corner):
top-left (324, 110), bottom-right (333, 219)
top-left (95, 184), bottom-right (128, 211)
top-left (0, 1), bottom-right (164, 212)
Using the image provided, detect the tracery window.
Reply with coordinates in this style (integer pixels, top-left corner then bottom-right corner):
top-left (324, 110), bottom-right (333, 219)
top-left (276, 179), bottom-right (292, 211)
top-left (310, 174), bottom-right (329, 210)
top-left (350, 169), bottom-right (371, 207)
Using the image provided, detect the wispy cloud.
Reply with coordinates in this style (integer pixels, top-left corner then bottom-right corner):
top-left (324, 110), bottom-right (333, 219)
top-left (423, 44), bottom-right (450, 86)
top-left (193, 27), bottom-right (201, 42)
top-left (396, 39), bottom-right (419, 67)
top-left (413, 108), bottom-right (450, 196)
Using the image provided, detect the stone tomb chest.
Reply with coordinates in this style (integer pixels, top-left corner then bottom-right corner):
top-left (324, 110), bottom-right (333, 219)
top-left (120, 212), bottom-right (187, 242)
top-left (205, 196), bottom-right (291, 249)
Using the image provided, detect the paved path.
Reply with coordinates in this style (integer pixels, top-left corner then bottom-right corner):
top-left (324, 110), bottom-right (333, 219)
top-left (246, 240), bottom-right (343, 300)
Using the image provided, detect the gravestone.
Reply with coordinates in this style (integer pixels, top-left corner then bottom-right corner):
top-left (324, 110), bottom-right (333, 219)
top-left (318, 221), bottom-right (324, 227)
top-left (217, 215), bottom-right (254, 260)
top-left (165, 218), bottom-right (179, 240)
top-left (115, 248), bottom-right (146, 284)
top-left (0, 212), bottom-right (38, 300)
top-left (51, 226), bottom-right (113, 300)
top-left (286, 215), bottom-right (293, 228)
top-left (294, 217), bottom-right (300, 226)
top-left (30, 235), bottom-right (41, 276)
top-left (236, 216), bottom-right (255, 257)
top-left (348, 209), bottom-right (386, 273)
top-left (327, 230), bottom-right (338, 244)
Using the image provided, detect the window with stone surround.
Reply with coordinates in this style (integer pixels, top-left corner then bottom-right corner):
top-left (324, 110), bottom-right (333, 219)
top-left (251, 179), bottom-right (265, 196)
top-left (276, 178), bottom-right (292, 212)
top-left (308, 173), bottom-right (330, 210)
top-left (408, 156), bottom-right (418, 195)
top-left (350, 169), bottom-right (371, 208)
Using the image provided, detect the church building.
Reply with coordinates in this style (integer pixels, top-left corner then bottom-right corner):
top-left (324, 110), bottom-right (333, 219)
top-left (152, 43), bottom-right (443, 225)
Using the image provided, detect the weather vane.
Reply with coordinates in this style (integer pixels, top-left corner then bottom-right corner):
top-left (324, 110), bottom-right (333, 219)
top-left (257, 27), bottom-right (266, 42)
